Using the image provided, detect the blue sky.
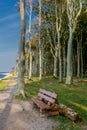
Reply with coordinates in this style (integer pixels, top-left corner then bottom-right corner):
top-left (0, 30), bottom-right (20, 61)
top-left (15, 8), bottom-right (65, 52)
top-left (0, 0), bottom-right (20, 72)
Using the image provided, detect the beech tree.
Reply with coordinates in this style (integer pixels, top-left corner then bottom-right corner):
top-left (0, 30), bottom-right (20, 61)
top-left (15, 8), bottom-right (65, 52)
top-left (28, 0), bottom-right (33, 79)
top-left (39, 0), bottom-right (42, 80)
top-left (17, 0), bottom-right (26, 97)
top-left (66, 0), bottom-right (82, 84)
top-left (55, 0), bottom-right (66, 82)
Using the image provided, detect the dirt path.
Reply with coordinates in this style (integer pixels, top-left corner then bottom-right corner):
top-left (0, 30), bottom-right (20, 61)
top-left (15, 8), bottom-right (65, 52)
top-left (0, 82), bottom-right (59, 130)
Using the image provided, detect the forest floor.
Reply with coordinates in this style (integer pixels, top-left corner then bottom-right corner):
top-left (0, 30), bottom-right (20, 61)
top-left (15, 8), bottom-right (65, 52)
top-left (0, 77), bottom-right (87, 130)
top-left (0, 78), bottom-right (59, 130)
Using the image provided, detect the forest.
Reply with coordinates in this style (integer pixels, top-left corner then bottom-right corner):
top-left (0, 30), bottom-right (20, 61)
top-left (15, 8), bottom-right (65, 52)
top-left (16, 0), bottom-right (87, 96)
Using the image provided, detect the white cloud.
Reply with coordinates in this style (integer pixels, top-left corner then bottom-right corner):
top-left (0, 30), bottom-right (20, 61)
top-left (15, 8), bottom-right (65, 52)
top-left (0, 13), bottom-right (19, 23)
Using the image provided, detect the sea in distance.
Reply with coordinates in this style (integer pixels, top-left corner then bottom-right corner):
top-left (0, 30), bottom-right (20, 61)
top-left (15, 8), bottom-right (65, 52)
top-left (0, 72), bottom-right (9, 79)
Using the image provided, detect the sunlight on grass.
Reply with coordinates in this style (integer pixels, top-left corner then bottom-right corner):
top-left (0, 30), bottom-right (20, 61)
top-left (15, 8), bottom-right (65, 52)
top-left (0, 80), bottom-right (7, 90)
top-left (55, 122), bottom-right (82, 130)
top-left (69, 101), bottom-right (87, 111)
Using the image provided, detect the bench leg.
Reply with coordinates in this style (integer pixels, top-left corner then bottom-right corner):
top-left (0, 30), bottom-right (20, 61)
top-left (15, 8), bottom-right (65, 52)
top-left (40, 109), bottom-right (46, 117)
top-left (32, 102), bottom-right (37, 109)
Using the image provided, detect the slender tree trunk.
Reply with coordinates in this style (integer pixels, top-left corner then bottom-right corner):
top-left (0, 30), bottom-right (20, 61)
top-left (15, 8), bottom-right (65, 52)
top-left (39, 46), bottom-right (42, 80)
top-left (17, 0), bottom-right (26, 97)
top-left (29, 47), bottom-right (32, 79)
top-left (42, 38), bottom-right (44, 76)
top-left (81, 41), bottom-right (83, 77)
top-left (53, 49), bottom-right (58, 77)
top-left (77, 40), bottom-right (80, 77)
top-left (34, 47), bottom-right (39, 76)
top-left (63, 44), bottom-right (66, 77)
top-left (66, 0), bottom-right (82, 84)
top-left (58, 32), bottom-right (62, 82)
top-left (66, 28), bottom-right (73, 84)
top-left (47, 28), bottom-right (57, 77)
top-left (28, 0), bottom-right (32, 79)
top-left (52, 26), bottom-right (58, 78)
top-left (25, 46), bottom-right (29, 77)
top-left (72, 52), bottom-right (76, 76)
top-left (39, 0), bottom-right (42, 80)
top-left (55, 0), bottom-right (62, 82)
top-left (44, 61), bottom-right (47, 76)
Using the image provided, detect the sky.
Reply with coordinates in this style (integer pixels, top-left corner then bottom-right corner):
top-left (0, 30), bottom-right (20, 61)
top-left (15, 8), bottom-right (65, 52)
top-left (0, 0), bottom-right (20, 72)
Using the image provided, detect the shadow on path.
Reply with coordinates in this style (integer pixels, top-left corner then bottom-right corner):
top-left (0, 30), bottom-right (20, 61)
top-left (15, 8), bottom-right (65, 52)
top-left (0, 85), bottom-right (17, 130)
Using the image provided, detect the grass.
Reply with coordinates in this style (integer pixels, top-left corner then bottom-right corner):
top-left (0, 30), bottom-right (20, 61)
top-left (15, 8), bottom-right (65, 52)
top-left (0, 80), bottom-right (8, 90)
top-left (24, 77), bottom-right (87, 129)
top-left (0, 75), bottom-right (14, 90)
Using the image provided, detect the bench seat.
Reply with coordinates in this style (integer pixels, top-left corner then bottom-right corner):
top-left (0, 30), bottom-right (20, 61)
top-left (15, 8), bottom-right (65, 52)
top-left (32, 97), bottom-right (51, 110)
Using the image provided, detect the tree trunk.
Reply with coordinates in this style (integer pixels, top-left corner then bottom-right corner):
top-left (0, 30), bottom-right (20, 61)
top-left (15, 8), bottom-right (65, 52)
top-left (42, 38), bottom-right (44, 76)
top-left (55, 0), bottom-right (62, 82)
top-left (28, 0), bottom-right (32, 79)
top-left (63, 44), bottom-right (66, 77)
top-left (81, 41), bottom-right (83, 77)
top-left (39, 46), bottom-right (42, 80)
top-left (34, 47), bottom-right (39, 77)
top-left (47, 28), bottom-right (57, 77)
top-left (59, 104), bottom-right (83, 122)
top-left (77, 40), bottom-right (80, 78)
top-left (53, 49), bottom-right (58, 77)
top-left (25, 54), bottom-right (29, 77)
top-left (52, 26), bottom-right (58, 78)
top-left (17, 0), bottom-right (26, 98)
top-left (58, 32), bottom-right (62, 82)
top-left (29, 50), bottom-right (32, 79)
top-left (66, 28), bottom-right (73, 84)
top-left (39, 0), bottom-right (42, 80)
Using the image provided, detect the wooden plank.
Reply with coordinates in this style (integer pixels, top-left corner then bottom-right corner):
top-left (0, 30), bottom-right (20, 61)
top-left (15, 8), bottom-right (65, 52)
top-left (40, 89), bottom-right (57, 99)
top-left (32, 97), bottom-right (46, 109)
top-left (38, 92), bottom-right (55, 103)
top-left (32, 97), bottom-right (51, 110)
top-left (49, 111), bottom-right (59, 116)
top-left (80, 79), bottom-right (87, 82)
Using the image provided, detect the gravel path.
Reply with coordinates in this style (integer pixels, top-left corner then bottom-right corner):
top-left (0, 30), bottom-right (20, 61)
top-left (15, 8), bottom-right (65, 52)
top-left (0, 82), bottom-right (59, 130)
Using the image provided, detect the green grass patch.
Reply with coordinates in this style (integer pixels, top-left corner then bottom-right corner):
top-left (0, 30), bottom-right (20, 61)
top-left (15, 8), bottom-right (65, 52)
top-left (24, 77), bottom-right (87, 129)
top-left (55, 122), bottom-right (82, 130)
top-left (0, 80), bottom-right (7, 90)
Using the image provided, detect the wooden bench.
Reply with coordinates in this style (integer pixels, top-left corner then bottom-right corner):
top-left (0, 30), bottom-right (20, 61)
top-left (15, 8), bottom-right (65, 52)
top-left (32, 88), bottom-right (59, 116)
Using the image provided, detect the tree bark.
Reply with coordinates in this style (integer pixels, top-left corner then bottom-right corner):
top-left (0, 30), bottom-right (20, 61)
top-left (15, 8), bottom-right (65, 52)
top-left (81, 41), bottom-right (83, 77)
top-left (58, 32), bottom-right (62, 82)
top-left (66, 28), bottom-right (73, 84)
top-left (77, 40), bottom-right (80, 78)
top-left (28, 0), bottom-right (32, 79)
top-left (66, 0), bottom-right (82, 84)
top-left (53, 49), bottom-right (58, 77)
top-left (55, 0), bottom-right (62, 82)
top-left (17, 0), bottom-right (26, 97)
top-left (63, 44), bottom-right (66, 77)
top-left (39, 0), bottom-right (42, 80)
top-left (34, 47), bottom-right (39, 76)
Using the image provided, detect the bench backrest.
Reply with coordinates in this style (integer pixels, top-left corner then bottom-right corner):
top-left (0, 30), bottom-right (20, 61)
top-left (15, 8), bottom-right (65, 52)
top-left (38, 89), bottom-right (57, 104)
